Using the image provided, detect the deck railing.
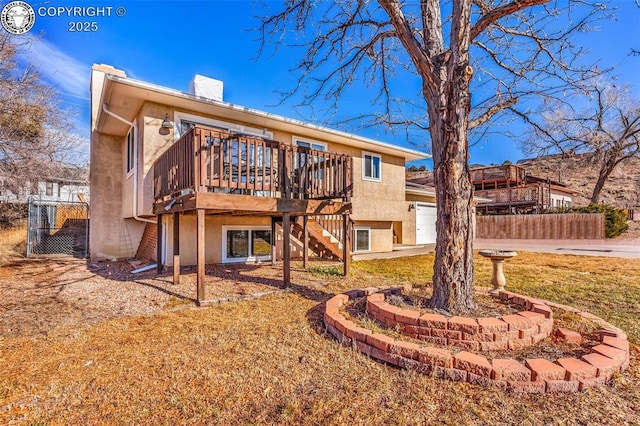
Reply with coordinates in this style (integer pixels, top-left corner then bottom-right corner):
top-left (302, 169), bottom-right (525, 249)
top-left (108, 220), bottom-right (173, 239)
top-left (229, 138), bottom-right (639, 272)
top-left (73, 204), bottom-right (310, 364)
top-left (471, 164), bottom-right (527, 187)
top-left (313, 214), bottom-right (344, 242)
top-left (475, 185), bottom-right (541, 205)
top-left (154, 126), bottom-right (353, 201)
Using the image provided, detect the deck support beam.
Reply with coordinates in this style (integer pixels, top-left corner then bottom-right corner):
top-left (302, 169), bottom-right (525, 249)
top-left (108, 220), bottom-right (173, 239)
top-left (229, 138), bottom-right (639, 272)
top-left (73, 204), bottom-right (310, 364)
top-left (173, 212), bottom-right (180, 285)
top-left (271, 217), bottom-right (277, 266)
top-left (156, 214), bottom-right (163, 274)
top-left (196, 209), bottom-right (205, 303)
top-left (283, 212), bottom-right (291, 286)
top-left (303, 216), bottom-right (309, 269)
top-left (342, 213), bottom-right (350, 276)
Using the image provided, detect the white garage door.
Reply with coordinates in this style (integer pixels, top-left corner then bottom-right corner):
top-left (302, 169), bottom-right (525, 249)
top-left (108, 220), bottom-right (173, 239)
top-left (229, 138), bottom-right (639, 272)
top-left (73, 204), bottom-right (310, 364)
top-left (416, 204), bottom-right (437, 244)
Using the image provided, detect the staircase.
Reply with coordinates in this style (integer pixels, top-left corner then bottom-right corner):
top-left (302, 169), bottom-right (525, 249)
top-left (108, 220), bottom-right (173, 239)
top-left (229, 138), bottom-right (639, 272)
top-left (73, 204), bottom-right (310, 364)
top-left (291, 216), bottom-right (344, 261)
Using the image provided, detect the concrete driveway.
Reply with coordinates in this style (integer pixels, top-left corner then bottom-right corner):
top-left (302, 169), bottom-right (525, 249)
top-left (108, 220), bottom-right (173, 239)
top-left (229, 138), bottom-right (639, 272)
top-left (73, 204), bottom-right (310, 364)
top-left (474, 238), bottom-right (640, 259)
top-left (352, 239), bottom-right (640, 260)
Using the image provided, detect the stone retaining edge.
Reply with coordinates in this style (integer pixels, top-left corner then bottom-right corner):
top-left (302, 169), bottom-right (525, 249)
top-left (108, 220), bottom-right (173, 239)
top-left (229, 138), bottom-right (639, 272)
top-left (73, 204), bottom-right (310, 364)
top-left (365, 289), bottom-right (552, 351)
top-left (323, 287), bottom-right (630, 394)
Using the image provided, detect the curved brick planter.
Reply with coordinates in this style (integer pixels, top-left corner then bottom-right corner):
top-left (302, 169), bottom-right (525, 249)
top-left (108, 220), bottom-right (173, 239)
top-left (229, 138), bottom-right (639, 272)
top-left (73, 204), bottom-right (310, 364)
top-left (323, 287), bottom-right (630, 394)
top-left (366, 290), bottom-right (553, 351)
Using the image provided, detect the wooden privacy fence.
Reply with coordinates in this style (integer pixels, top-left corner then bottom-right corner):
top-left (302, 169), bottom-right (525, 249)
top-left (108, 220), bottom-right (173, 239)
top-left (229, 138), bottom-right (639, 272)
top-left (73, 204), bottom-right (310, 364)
top-left (476, 213), bottom-right (605, 240)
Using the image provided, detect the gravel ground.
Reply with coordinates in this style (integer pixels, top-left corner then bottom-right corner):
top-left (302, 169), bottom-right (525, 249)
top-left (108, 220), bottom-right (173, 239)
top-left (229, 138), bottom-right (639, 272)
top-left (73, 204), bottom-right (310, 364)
top-left (2, 222), bottom-right (637, 340)
top-left (0, 257), bottom-right (329, 340)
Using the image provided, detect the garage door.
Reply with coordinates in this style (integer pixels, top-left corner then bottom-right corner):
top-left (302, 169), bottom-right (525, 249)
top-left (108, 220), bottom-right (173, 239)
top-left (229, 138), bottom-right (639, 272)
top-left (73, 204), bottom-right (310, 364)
top-left (416, 204), bottom-right (437, 244)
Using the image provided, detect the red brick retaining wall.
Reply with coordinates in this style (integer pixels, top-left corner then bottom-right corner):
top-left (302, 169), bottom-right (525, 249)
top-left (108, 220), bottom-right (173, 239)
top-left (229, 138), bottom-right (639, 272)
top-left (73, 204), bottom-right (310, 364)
top-left (323, 287), bottom-right (629, 393)
top-left (366, 290), bottom-right (553, 351)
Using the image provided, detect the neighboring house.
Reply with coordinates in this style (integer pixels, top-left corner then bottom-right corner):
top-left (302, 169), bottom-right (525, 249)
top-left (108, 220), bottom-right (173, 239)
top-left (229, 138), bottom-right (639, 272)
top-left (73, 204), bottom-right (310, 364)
top-left (89, 64), bottom-right (432, 284)
top-left (0, 169), bottom-right (89, 204)
top-left (470, 164), bottom-right (575, 214)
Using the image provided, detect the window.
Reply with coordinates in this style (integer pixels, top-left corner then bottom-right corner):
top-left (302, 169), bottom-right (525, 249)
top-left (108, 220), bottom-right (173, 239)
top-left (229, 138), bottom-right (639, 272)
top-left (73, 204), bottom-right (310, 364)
top-left (293, 137), bottom-right (327, 151)
top-left (362, 152), bottom-right (381, 181)
top-left (174, 112), bottom-right (273, 140)
top-left (353, 227), bottom-right (371, 252)
top-left (222, 226), bottom-right (272, 263)
top-left (226, 230), bottom-right (249, 259)
top-left (293, 137), bottom-right (327, 183)
top-left (45, 182), bottom-right (53, 196)
top-left (126, 129), bottom-right (135, 174)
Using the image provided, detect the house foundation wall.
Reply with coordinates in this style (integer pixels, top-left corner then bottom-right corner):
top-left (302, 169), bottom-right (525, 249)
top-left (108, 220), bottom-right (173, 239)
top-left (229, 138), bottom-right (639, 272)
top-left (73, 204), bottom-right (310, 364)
top-left (89, 132), bottom-right (125, 260)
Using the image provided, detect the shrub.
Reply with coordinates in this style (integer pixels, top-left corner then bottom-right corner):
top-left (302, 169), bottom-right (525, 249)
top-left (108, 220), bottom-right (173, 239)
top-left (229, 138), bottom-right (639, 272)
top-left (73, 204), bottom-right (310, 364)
top-left (549, 204), bottom-right (628, 238)
top-left (0, 203), bottom-right (28, 229)
top-left (572, 204), bottom-right (628, 238)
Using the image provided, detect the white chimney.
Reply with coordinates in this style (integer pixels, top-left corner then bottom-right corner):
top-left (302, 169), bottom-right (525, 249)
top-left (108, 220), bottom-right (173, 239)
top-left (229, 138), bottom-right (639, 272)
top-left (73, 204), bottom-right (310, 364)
top-left (189, 74), bottom-right (224, 102)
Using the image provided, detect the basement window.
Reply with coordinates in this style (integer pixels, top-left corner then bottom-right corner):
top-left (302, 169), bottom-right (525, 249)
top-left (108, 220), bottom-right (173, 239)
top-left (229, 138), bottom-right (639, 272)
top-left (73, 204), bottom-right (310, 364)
top-left (353, 227), bottom-right (371, 252)
top-left (222, 226), bottom-right (272, 263)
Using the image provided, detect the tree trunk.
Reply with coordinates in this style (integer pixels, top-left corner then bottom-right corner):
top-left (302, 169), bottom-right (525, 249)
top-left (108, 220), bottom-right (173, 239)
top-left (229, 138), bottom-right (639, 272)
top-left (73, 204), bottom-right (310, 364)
top-left (590, 162), bottom-right (615, 204)
top-left (427, 65), bottom-right (476, 314)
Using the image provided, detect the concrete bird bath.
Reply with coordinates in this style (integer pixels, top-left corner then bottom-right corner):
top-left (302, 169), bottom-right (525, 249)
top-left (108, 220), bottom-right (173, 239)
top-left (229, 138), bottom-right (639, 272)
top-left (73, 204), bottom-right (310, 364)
top-left (478, 250), bottom-right (518, 295)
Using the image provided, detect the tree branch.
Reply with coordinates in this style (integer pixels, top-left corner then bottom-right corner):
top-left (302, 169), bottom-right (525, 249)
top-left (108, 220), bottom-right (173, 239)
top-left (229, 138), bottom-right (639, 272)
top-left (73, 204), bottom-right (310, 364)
top-left (378, 0), bottom-right (437, 91)
top-left (470, 0), bottom-right (551, 40)
top-left (469, 97), bottom-right (518, 129)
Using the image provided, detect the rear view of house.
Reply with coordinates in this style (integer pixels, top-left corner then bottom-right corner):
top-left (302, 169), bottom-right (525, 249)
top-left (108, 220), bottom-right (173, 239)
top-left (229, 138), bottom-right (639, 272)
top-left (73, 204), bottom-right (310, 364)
top-left (89, 64), bottom-right (429, 299)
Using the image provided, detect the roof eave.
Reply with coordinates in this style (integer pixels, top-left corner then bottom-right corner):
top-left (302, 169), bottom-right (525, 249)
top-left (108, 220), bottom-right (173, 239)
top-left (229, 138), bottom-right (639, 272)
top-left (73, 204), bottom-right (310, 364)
top-left (103, 74), bottom-right (430, 161)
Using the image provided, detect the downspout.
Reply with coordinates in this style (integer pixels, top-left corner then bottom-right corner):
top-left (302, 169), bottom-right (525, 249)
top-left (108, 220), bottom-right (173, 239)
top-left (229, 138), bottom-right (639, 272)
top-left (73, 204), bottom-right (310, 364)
top-left (102, 104), bottom-right (161, 269)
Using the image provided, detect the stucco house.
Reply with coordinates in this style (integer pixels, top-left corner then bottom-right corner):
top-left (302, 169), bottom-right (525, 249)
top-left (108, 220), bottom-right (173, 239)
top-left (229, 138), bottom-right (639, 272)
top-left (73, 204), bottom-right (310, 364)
top-left (90, 64), bottom-right (440, 300)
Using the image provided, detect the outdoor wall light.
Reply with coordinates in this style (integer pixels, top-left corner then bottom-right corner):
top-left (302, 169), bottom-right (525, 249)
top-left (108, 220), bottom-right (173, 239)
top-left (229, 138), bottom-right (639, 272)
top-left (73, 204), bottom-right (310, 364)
top-left (159, 114), bottom-right (172, 135)
top-left (408, 203), bottom-right (416, 211)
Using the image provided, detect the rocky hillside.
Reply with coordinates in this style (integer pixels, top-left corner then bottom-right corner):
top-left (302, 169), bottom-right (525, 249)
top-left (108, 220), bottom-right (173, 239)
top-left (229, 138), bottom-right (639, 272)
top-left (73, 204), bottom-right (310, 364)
top-left (516, 154), bottom-right (640, 209)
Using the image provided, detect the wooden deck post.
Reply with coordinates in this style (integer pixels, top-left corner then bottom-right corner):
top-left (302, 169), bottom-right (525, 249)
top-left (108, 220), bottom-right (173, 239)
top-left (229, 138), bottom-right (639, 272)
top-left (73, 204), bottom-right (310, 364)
top-left (173, 212), bottom-right (180, 285)
top-left (303, 215), bottom-right (309, 269)
top-left (196, 209), bottom-right (205, 304)
top-left (271, 216), bottom-right (277, 266)
top-left (342, 213), bottom-right (350, 277)
top-left (156, 214), bottom-right (163, 274)
top-left (283, 212), bottom-right (291, 286)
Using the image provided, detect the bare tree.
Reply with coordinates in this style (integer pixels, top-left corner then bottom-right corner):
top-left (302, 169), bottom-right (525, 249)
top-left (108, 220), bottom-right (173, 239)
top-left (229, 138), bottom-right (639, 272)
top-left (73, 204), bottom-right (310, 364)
top-left (0, 33), bottom-right (84, 198)
top-left (521, 77), bottom-right (640, 204)
top-left (259, 0), bottom-right (608, 313)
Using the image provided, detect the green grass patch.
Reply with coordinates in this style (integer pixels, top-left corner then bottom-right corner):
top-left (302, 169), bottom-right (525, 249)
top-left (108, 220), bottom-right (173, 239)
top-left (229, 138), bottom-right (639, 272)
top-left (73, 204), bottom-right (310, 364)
top-left (307, 264), bottom-right (344, 277)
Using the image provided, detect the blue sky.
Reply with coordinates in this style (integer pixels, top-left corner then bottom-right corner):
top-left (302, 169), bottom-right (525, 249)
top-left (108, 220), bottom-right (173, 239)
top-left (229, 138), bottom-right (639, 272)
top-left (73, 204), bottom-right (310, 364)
top-left (16, 0), bottom-right (640, 169)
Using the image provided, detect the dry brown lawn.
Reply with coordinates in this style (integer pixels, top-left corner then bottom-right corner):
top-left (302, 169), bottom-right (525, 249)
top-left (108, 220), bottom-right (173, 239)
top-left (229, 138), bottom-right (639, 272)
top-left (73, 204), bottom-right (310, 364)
top-left (0, 226), bottom-right (27, 266)
top-left (1, 250), bottom-right (639, 425)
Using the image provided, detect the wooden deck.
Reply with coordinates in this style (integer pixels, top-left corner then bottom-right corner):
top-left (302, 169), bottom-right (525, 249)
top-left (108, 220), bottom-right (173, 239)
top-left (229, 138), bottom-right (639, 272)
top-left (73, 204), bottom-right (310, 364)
top-left (153, 126), bottom-right (353, 211)
top-left (151, 125), bottom-right (354, 304)
top-left (471, 164), bottom-right (527, 190)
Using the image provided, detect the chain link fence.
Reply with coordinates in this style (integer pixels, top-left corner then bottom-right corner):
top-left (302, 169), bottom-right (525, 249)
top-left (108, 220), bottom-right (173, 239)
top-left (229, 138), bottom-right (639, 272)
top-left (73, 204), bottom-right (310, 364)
top-left (27, 199), bottom-right (89, 258)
